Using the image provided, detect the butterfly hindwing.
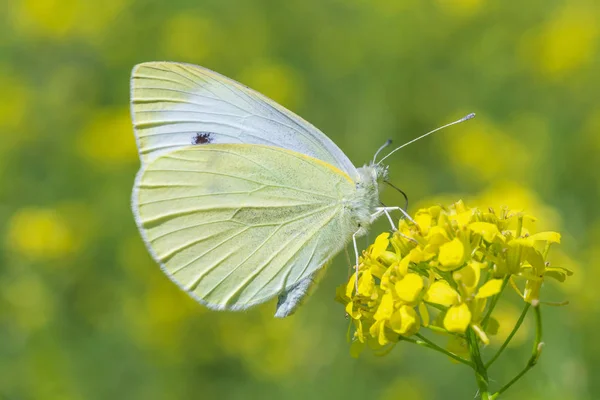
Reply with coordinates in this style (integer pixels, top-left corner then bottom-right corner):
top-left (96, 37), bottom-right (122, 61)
top-left (132, 144), bottom-right (357, 313)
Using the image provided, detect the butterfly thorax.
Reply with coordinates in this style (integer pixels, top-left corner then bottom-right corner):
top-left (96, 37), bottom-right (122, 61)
top-left (348, 164), bottom-right (388, 236)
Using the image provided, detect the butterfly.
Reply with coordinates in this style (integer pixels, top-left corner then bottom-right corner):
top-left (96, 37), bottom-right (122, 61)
top-left (129, 61), bottom-right (473, 317)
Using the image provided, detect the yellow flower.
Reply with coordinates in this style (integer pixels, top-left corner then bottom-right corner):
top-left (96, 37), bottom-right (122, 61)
top-left (335, 200), bottom-right (571, 356)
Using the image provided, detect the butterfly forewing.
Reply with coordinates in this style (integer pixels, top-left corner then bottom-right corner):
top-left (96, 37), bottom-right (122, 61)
top-left (130, 62), bottom-right (358, 179)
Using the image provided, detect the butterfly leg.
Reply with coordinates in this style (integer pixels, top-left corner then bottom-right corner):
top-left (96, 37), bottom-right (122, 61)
top-left (380, 207), bottom-right (397, 231)
top-left (375, 207), bottom-right (419, 244)
top-left (376, 206), bottom-right (417, 225)
top-left (352, 230), bottom-right (360, 292)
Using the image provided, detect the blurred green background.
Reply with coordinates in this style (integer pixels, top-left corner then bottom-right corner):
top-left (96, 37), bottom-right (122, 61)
top-left (1, 0), bottom-right (596, 399)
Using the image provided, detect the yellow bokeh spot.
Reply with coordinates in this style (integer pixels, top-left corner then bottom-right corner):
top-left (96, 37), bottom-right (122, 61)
top-left (78, 109), bottom-right (138, 165)
top-left (444, 117), bottom-right (531, 183)
top-left (13, 0), bottom-right (79, 38)
top-left (12, 0), bottom-right (130, 40)
top-left (0, 72), bottom-right (29, 131)
top-left (160, 13), bottom-right (217, 62)
top-left (490, 304), bottom-right (530, 347)
top-left (6, 207), bottom-right (76, 259)
top-left (239, 62), bottom-right (304, 111)
top-left (2, 271), bottom-right (54, 332)
top-left (475, 182), bottom-right (561, 231)
top-left (525, 5), bottom-right (599, 78)
top-left (380, 376), bottom-right (432, 400)
top-left (436, 0), bottom-right (483, 17)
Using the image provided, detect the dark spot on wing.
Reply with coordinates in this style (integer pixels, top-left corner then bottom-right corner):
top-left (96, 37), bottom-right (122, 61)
top-left (192, 132), bottom-right (213, 145)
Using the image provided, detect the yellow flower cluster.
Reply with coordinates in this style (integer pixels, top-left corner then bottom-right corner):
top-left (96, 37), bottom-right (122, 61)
top-left (336, 200), bottom-right (571, 356)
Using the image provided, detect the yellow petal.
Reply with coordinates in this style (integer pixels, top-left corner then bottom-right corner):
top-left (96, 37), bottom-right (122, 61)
top-left (475, 279), bottom-right (504, 298)
top-left (451, 210), bottom-right (473, 228)
top-left (379, 250), bottom-right (399, 265)
top-left (345, 272), bottom-right (357, 298)
top-left (380, 263), bottom-right (395, 290)
top-left (509, 237), bottom-right (535, 248)
top-left (468, 222), bottom-right (499, 242)
top-left (395, 273), bottom-right (424, 304)
top-left (423, 281), bottom-right (459, 307)
top-left (409, 248), bottom-right (424, 263)
top-left (397, 255), bottom-right (411, 276)
top-left (453, 261), bottom-right (482, 296)
top-left (373, 292), bottom-right (394, 320)
top-left (354, 319), bottom-right (365, 342)
top-left (390, 305), bottom-right (420, 336)
top-left (371, 232), bottom-right (390, 259)
top-left (357, 270), bottom-right (375, 297)
top-left (444, 303), bottom-right (472, 333)
top-left (438, 238), bottom-right (465, 271)
top-left (415, 210), bottom-right (432, 235)
top-left (369, 262), bottom-right (387, 279)
top-left (428, 205), bottom-right (442, 219)
top-left (454, 200), bottom-right (467, 213)
top-left (345, 301), bottom-right (361, 319)
top-left (369, 320), bottom-right (389, 346)
top-left (529, 231), bottom-right (561, 244)
top-left (426, 226), bottom-right (450, 245)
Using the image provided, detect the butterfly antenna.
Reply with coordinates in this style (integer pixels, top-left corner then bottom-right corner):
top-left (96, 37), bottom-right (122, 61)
top-left (384, 181), bottom-right (409, 211)
top-left (373, 139), bottom-right (393, 163)
top-left (377, 113), bottom-right (475, 165)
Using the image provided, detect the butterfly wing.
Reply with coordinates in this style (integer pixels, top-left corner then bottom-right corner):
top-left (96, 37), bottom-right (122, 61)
top-left (130, 62), bottom-right (358, 179)
top-left (132, 144), bottom-right (357, 315)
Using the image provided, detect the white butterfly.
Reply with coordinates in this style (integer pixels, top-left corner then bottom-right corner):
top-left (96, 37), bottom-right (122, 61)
top-left (130, 61), bottom-right (473, 317)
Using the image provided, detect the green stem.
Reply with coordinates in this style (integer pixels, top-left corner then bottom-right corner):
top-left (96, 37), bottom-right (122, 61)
top-left (466, 328), bottom-right (490, 399)
top-left (485, 303), bottom-right (531, 369)
top-left (490, 305), bottom-right (543, 399)
top-left (402, 333), bottom-right (474, 368)
top-left (425, 324), bottom-right (465, 338)
top-left (481, 275), bottom-right (510, 329)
